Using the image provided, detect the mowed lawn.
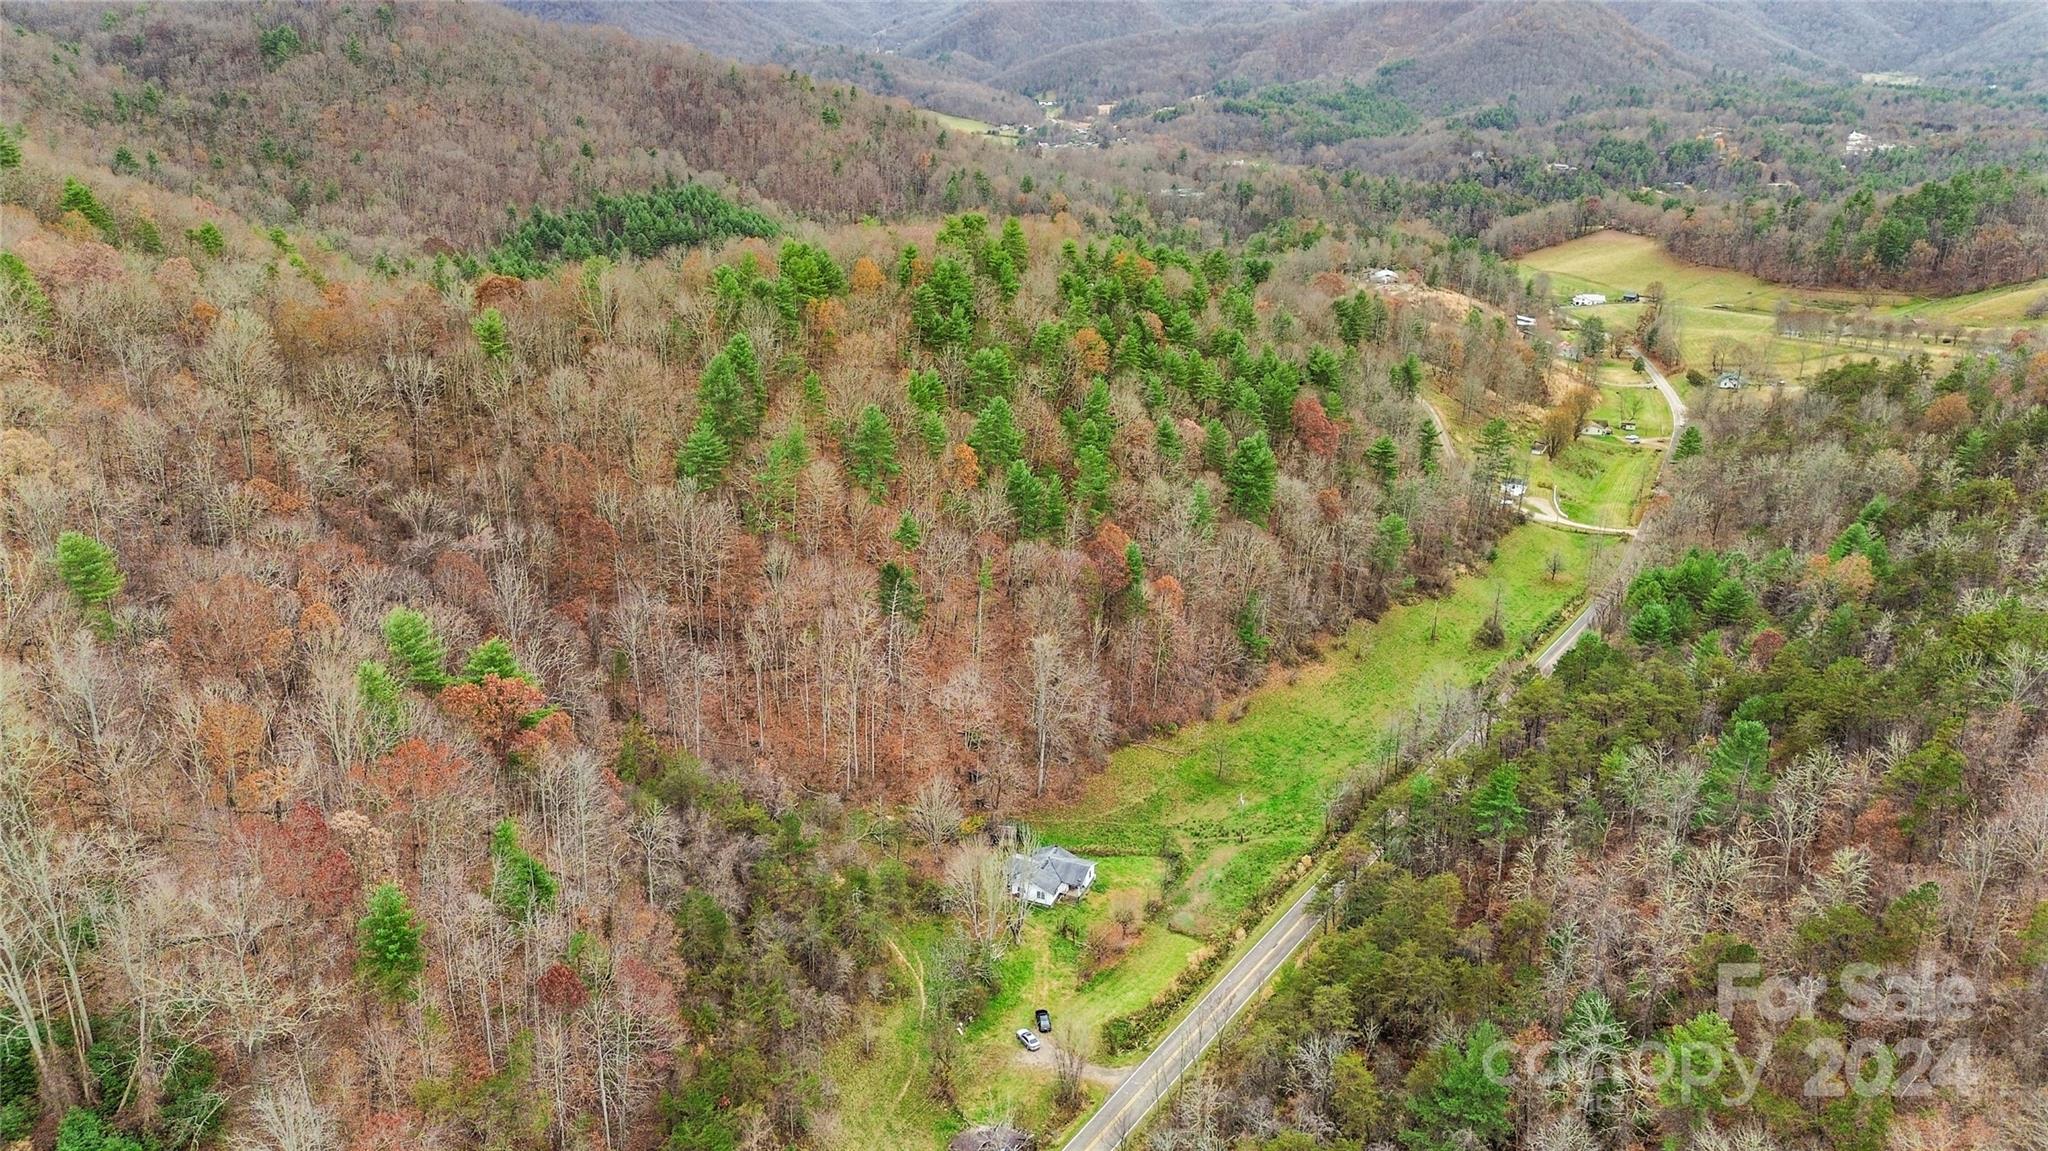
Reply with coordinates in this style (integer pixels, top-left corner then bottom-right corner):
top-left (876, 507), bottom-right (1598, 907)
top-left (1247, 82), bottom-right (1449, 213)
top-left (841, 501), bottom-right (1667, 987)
top-left (1519, 230), bottom-right (2039, 380)
top-left (1530, 436), bottom-right (1659, 529)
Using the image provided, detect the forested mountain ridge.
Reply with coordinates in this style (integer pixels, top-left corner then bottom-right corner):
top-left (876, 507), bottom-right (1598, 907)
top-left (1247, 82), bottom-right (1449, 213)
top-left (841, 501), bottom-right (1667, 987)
top-left (524, 0), bottom-right (2048, 116)
top-left (0, 1), bottom-right (1070, 256)
top-left (523, 0), bottom-right (2048, 297)
top-left (1143, 347), bottom-right (2048, 1151)
top-left (0, 57), bottom-right (1567, 1142)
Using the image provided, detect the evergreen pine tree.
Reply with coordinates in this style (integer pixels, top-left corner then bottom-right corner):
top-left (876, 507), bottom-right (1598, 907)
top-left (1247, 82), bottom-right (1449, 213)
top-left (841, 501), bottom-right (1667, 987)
top-left (1470, 764), bottom-right (1528, 878)
top-left (698, 353), bottom-right (752, 442)
top-left (490, 820), bottom-right (558, 922)
top-left (357, 660), bottom-right (408, 741)
top-left (1200, 417), bottom-right (1231, 473)
top-left (1365, 434), bottom-right (1400, 488)
top-left (966, 346), bottom-right (1016, 405)
top-left (357, 883), bottom-right (425, 1000)
top-left (969, 395), bottom-right (1025, 476)
top-left (893, 512), bottom-right (922, 551)
top-left (60, 178), bottom-right (115, 240)
top-left (906, 368), bottom-right (945, 414)
top-left (1225, 430), bottom-right (1279, 521)
top-left (1674, 424), bottom-right (1704, 460)
top-left (382, 608), bottom-right (449, 690)
top-left (1700, 720), bottom-right (1771, 826)
top-left (1417, 419), bottom-right (1440, 475)
top-left (463, 637), bottom-right (532, 685)
top-left (1392, 353), bottom-right (1423, 399)
top-left (724, 332), bottom-right (765, 425)
top-left (472, 308), bottom-right (510, 361)
top-left (675, 414), bottom-right (731, 487)
top-left (1156, 415), bottom-right (1184, 463)
top-left (846, 404), bottom-right (899, 497)
top-left (757, 424), bottom-right (809, 529)
top-left (1189, 482), bottom-right (1216, 540)
top-left (0, 252), bottom-right (52, 337)
top-left (1477, 417), bottom-right (1516, 485)
top-left (1074, 445), bottom-right (1112, 525)
top-left (999, 216), bottom-right (1029, 272)
top-left (1004, 460), bottom-right (1045, 537)
top-left (877, 561), bottom-right (923, 620)
top-left (186, 221), bottom-right (225, 257)
top-left (0, 130), bottom-right (19, 170)
top-left (55, 531), bottom-right (123, 612)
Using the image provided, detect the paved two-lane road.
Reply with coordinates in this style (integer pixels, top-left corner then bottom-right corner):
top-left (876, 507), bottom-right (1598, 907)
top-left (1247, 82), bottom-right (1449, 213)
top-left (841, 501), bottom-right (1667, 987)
top-left (1061, 881), bottom-right (1322, 1151)
top-left (1059, 352), bottom-right (1690, 1150)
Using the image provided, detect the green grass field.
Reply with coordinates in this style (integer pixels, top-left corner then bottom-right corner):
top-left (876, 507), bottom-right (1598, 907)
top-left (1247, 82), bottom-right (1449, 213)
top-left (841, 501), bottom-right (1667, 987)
top-left (1031, 524), bottom-right (1610, 930)
top-left (1519, 231), bottom-right (2042, 380)
top-left (1530, 436), bottom-right (1659, 528)
top-left (825, 525), bottom-right (1613, 1148)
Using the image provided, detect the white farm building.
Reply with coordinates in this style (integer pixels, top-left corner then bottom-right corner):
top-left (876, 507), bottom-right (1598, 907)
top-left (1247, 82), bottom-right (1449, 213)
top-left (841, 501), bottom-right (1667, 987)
top-left (1570, 293), bottom-right (1608, 307)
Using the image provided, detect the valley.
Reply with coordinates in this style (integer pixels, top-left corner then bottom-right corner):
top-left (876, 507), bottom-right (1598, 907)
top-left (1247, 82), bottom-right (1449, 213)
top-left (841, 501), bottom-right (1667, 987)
top-left (1, 5), bottom-right (2044, 1151)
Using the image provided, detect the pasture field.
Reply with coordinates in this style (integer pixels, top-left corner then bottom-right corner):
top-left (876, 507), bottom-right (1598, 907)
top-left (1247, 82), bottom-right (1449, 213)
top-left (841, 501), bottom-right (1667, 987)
top-left (1030, 524), bottom-right (1609, 931)
top-left (826, 524), bottom-right (1613, 1147)
top-left (1520, 231), bottom-right (2042, 380)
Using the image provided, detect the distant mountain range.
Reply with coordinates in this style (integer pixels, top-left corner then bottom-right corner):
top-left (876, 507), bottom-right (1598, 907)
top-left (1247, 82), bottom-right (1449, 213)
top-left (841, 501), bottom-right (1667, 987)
top-left (511, 0), bottom-right (2048, 118)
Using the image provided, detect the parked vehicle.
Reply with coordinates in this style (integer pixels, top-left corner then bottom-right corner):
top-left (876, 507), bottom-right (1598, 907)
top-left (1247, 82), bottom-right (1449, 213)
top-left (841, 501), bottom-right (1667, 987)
top-left (1016, 1028), bottom-right (1041, 1052)
top-left (1035, 1009), bottom-right (1052, 1033)
top-left (1624, 433), bottom-right (1642, 445)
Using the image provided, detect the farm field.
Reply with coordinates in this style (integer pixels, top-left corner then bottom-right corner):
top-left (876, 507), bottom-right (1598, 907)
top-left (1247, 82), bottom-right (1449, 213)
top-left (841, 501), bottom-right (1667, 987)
top-left (1519, 230), bottom-right (2043, 380)
top-left (1434, 376), bottom-right (1667, 529)
top-left (826, 524), bottom-right (1613, 1148)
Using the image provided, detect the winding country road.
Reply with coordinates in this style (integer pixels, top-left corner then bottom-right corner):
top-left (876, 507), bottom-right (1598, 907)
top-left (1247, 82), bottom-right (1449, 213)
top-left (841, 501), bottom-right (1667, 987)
top-left (1058, 352), bottom-right (1690, 1151)
top-left (1060, 883), bottom-right (1322, 1151)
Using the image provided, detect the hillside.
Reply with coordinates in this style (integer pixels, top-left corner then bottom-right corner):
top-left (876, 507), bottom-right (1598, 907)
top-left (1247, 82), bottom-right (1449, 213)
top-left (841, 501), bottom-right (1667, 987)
top-left (0, 1), bottom-right (1060, 255)
top-left (524, 0), bottom-right (2048, 115)
top-left (0, 52), bottom-right (1579, 1141)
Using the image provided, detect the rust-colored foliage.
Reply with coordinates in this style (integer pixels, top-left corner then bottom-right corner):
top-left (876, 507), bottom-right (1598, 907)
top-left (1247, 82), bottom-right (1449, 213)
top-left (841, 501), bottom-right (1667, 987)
top-left (169, 575), bottom-right (295, 682)
top-left (198, 697), bottom-right (267, 799)
top-left (849, 256), bottom-right (886, 295)
top-left (536, 961), bottom-right (590, 1012)
top-left (438, 674), bottom-right (572, 764)
top-left (250, 802), bottom-right (361, 924)
top-left (1085, 520), bottom-right (1133, 593)
top-left (946, 442), bottom-right (982, 488)
top-left (1921, 392), bottom-right (1972, 434)
top-left (1072, 326), bottom-right (1110, 379)
top-left (356, 737), bottom-right (465, 814)
top-left (1293, 391), bottom-right (1341, 458)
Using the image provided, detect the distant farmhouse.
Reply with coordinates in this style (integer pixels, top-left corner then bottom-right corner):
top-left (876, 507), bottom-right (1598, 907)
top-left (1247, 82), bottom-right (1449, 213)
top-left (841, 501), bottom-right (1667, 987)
top-left (1571, 292), bottom-right (1607, 307)
top-left (1717, 372), bottom-right (1744, 390)
top-left (1007, 845), bottom-right (1097, 907)
top-left (1368, 268), bottom-right (1400, 285)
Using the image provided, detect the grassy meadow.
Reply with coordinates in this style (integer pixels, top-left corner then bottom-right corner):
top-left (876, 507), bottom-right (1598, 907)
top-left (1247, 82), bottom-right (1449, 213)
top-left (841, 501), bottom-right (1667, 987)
top-left (1519, 230), bottom-right (2043, 381)
top-left (826, 524), bottom-right (1613, 1148)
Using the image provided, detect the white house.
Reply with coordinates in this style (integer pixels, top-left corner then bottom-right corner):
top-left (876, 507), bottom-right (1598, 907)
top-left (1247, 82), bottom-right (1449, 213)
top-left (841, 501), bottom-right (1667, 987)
top-left (1514, 315), bottom-right (1537, 328)
top-left (1368, 268), bottom-right (1400, 285)
top-left (1006, 845), bottom-right (1097, 908)
top-left (1571, 293), bottom-right (1607, 307)
top-left (1717, 372), bottom-right (1744, 390)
